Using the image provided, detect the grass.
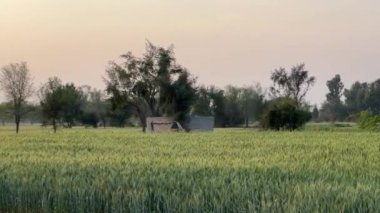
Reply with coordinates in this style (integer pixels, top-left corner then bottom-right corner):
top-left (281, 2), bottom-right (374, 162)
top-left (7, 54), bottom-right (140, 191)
top-left (0, 125), bottom-right (379, 212)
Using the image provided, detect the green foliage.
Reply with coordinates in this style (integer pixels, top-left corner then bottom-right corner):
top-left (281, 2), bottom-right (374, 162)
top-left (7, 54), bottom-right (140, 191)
top-left (344, 82), bottom-right (370, 115)
top-left (192, 85), bottom-right (264, 128)
top-left (368, 79), bottom-right (380, 114)
top-left (80, 112), bottom-right (98, 128)
top-left (165, 71), bottom-right (197, 125)
top-left (107, 102), bottom-right (134, 127)
top-left (343, 79), bottom-right (380, 117)
top-left (81, 88), bottom-right (108, 128)
top-left (320, 74), bottom-right (346, 122)
top-left (305, 122), bottom-right (356, 132)
top-left (60, 84), bottom-right (86, 127)
top-left (39, 77), bottom-right (86, 132)
top-left (0, 102), bottom-right (13, 124)
top-left (192, 86), bottom-right (226, 127)
top-left (311, 105), bottom-right (319, 122)
top-left (223, 85), bottom-right (245, 126)
top-left (358, 110), bottom-right (380, 131)
top-left (0, 127), bottom-right (379, 212)
top-left (240, 85), bottom-right (264, 127)
top-left (262, 98), bottom-right (311, 131)
top-left (39, 77), bottom-right (63, 131)
top-left (326, 74), bottom-right (344, 104)
top-left (192, 86), bottom-right (213, 116)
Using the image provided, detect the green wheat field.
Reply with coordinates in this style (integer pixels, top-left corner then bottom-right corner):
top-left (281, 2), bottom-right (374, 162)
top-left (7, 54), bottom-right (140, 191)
top-left (0, 125), bottom-right (379, 212)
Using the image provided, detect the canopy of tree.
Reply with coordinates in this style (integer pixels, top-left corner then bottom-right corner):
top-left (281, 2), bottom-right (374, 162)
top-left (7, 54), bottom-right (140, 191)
top-left (39, 77), bottom-right (88, 132)
top-left (192, 85), bottom-right (264, 127)
top-left (104, 42), bottom-right (197, 131)
top-left (270, 63), bottom-right (315, 107)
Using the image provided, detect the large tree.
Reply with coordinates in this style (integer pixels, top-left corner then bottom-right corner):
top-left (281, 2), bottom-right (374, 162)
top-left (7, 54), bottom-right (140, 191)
top-left (163, 71), bottom-right (197, 126)
top-left (240, 84), bottom-right (265, 127)
top-left (192, 86), bottom-right (226, 127)
top-left (81, 87), bottom-right (108, 128)
top-left (368, 79), bottom-right (380, 114)
top-left (39, 77), bottom-right (85, 132)
top-left (270, 63), bottom-right (315, 107)
top-left (311, 105), bottom-right (319, 122)
top-left (326, 75), bottom-right (344, 104)
top-left (321, 74), bottom-right (345, 122)
top-left (60, 83), bottom-right (85, 127)
top-left (192, 86), bottom-right (214, 116)
top-left (223, 85), bottom-right (245, 127)
top-left (0, 62), bottom-right (34, 133)
top-left (344, 81), bottom-right (370, 116)
top-left (39, 77), bottom-right (64, 132)
top-left (105, 42), bottom-right (197, 131)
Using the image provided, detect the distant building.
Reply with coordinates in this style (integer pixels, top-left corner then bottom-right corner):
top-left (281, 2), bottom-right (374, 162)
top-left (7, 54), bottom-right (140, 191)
top-left (145, 116), bottom-right (214, 133)
top-left (187, 116), bottom-right (214, 132)
top-left (146, 117), bottom-right (183, 133)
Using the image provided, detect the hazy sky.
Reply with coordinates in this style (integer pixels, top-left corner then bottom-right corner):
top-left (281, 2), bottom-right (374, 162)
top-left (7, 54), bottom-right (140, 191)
top-left (1, 0), bottom-right (380, 104)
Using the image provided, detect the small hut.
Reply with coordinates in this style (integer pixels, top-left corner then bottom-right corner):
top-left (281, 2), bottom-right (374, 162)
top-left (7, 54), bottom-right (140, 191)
top-left (145, 116), bottom-right (213, 133)
top-left (146, 117), bottom-right (183, 133)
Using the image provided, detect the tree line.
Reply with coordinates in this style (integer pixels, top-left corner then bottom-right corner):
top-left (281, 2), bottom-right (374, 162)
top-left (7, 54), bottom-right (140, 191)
top-left (1, 42), bottom-right (379, 133)
top-left (316, 74), bottom-right (380, 124)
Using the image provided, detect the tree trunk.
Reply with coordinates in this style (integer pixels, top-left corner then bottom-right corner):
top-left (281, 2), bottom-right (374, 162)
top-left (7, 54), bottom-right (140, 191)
top-left (141, 115), bottom-right (147, 132)
top-left (102, 118), bottom-right (106, 128)
top-left (14, 103), bottom-right (21, 134)
top-left (16, 121), bottom-right (20, 134)
top-left (331, 113), bottom-right (336, 124)
top-left (136, 108), bottom-right (147, 132)
top-left (15, 113), bottom-right (20, 134)
top-left (139, 115), bottom-right (146, 133)
top-left (53, 119), bottom-right (57, 133)
top-left (244, 100), bottom-right (249, 128)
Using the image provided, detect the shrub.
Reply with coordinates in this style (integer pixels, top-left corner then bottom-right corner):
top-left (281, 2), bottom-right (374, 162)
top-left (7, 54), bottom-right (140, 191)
top-left (358, 110), bottom-right (380, 131)
top-left (81, 112), bottom-right (98, 128)
top-left (262, 98), bottom-right (311, 131)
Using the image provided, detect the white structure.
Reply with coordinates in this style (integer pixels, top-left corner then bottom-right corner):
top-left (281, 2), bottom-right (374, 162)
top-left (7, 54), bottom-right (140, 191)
top-left (188, 116), bottom-right (214, 132)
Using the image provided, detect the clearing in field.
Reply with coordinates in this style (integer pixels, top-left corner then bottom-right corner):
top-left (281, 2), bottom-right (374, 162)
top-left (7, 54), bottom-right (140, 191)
top-left (0, 126), bottom-right (379, 212)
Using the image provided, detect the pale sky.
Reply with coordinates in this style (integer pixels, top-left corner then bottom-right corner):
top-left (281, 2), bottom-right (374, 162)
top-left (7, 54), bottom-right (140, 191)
top-left (1, 0), bottom-right (380, 104)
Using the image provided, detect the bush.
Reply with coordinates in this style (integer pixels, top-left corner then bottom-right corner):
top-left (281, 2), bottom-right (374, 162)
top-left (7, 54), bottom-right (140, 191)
top-left (262, 98), bottom-right (311, 131)
top-left (358, 110), bottom-right (380, 131)
top-left (81, 112), bottom-right (98, 128)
